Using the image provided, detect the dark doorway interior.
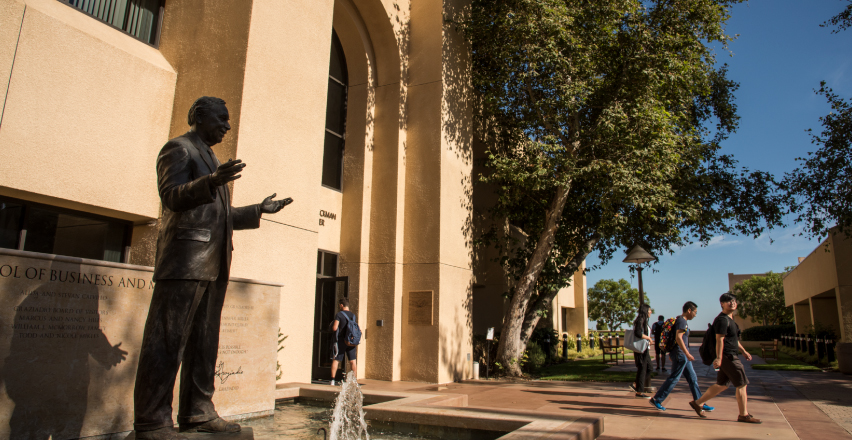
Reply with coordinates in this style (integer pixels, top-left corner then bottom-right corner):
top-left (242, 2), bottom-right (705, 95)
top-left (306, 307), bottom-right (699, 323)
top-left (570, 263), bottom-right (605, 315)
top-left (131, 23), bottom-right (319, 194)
top-left (312, 250), bottom-right (348, 381)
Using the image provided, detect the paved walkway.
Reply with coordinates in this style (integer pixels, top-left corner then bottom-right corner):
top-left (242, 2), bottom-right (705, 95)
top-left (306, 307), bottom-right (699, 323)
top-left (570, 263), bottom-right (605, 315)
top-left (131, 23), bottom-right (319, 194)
top-left (353, 345), bottom-right (852, 439)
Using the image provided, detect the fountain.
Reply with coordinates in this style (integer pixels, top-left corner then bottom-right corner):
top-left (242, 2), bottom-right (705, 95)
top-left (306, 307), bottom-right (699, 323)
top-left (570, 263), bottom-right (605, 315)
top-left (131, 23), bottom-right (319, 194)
top-left (328, 371), bottom-right (370, 440)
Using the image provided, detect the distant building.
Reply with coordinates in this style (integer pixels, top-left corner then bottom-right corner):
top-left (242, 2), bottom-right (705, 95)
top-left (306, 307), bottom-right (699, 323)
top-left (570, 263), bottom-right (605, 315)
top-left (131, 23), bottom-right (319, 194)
top-left (727, 273), bottom-right (767, 331)
top-left (783, 230), bottom-right (851, 339)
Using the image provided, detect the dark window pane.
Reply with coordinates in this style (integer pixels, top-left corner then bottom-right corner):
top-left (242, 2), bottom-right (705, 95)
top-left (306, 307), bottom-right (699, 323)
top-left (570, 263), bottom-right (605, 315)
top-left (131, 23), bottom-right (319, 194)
top-left (329, 31), bottom-right (348, 84)
top-left (23, 207), bottom-right (126, 261)
top-left (24, 208), bottom-right (59, 255)
top-left (325, 79), bottom-right (347, 135)
top-left (317, 251), bottom-right (323, 275)
top-left (0, 201), bottom-right (24, 249)
top-left (322, 253), bottom-right (338, 277)
top-left (321, 134), bottom-right (344, 189)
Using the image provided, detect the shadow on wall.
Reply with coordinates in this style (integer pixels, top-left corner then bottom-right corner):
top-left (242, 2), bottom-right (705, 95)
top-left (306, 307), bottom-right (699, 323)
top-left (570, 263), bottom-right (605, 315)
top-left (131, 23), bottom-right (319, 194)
top-left (1, 259), bottom-right (127, 440)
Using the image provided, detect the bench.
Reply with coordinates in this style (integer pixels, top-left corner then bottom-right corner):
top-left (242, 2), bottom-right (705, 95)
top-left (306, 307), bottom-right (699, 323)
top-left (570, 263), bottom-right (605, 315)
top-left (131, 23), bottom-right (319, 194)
top-left (761, 339), bottom-right (779, 361)
top-left (602, 336), bottom-right (625, 365)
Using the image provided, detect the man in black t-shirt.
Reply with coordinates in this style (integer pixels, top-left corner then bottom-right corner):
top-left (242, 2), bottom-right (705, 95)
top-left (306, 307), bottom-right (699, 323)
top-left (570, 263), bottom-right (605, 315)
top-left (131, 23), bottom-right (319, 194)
top-left (691, 292), bottom-right (761, 424)
top-left (330, 298), bottom-right (357, 385)
top-left (650, 302), bottom-right (708, 411)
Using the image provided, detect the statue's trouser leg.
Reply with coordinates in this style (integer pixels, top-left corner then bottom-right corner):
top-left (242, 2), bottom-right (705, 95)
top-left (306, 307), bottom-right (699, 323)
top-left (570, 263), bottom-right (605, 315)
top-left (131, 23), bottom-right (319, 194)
top-left (134, 279), bottom-right (209, 432)
top-left (178, 266), bottom-right (229, 425)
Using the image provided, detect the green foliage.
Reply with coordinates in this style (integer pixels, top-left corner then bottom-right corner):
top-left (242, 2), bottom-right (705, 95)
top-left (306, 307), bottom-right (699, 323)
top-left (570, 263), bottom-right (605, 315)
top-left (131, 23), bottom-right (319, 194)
top-left (785, 81), bottom-right (852, 239)
top-left (595, 321), bottom-right (609, 331)
top-left (588, 279), bottom-right (647, 331)
top-left (525, 341), bottom-right (547, 372)
top-left (456, 0), bottom-right (785, 371)
top-left (822, 0), bottom-right (852, 33)
top-left (732, 272), bottom-right (793, 325)
top-left (740, 323), bottom-right (795, 341)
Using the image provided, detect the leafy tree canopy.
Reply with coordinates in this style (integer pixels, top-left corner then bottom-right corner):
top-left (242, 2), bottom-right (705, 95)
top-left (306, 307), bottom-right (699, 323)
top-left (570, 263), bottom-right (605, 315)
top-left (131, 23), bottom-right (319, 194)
top-left (731, 272), bottom-right (793, 326)
top-left (822, 0), bottom-right (852, 33)
top-left (458, 0), bottom-right (785, 375)
top-left (785, 3), bottom-right (852, 239)
top-left (588, 279), bottom-right (648, 331)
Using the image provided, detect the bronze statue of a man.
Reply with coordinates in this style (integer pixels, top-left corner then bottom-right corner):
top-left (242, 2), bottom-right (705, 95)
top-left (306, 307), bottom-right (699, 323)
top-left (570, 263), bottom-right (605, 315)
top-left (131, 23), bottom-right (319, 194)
top-left (133, 97), bottom-right (292, 440)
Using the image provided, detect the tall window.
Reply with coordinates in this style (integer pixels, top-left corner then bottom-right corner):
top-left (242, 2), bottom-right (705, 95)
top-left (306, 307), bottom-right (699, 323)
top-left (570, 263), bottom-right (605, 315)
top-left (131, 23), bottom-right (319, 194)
top-left (322, 31), bottom-right (348, 190)
top-left (63, 0), bottom-right (164, 46)
top-left (0, 196), bottom-right (130, 263)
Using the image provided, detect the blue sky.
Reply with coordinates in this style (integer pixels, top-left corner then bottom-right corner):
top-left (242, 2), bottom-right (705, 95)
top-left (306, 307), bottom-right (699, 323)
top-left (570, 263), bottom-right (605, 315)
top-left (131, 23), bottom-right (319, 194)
top-left (586, 0), bottom-right (852, 330)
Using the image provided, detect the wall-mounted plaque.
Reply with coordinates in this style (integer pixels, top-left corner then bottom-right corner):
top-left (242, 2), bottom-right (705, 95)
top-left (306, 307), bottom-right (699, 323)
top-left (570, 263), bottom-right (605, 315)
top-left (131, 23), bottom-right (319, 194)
top-left (408, 291), bottom-right (433, 325)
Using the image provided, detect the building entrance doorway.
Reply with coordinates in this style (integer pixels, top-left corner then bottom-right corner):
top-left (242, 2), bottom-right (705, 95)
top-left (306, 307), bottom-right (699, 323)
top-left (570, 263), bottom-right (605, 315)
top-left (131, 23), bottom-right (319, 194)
top-left (312, 276), bottom-right (348, 381)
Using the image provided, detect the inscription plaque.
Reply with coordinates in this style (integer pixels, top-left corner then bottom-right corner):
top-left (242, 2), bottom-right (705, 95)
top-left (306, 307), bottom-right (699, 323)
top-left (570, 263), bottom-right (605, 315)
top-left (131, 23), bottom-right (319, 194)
top-left (0, 249), bottom-right (280, 440)
top-left (408, 291), bottom-right (433, 326)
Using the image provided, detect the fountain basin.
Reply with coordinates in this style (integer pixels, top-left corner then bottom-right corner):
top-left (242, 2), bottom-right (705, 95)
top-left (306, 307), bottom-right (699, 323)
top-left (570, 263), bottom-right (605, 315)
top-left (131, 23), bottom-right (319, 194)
top-left (274, 383), bottom-right (603, 440)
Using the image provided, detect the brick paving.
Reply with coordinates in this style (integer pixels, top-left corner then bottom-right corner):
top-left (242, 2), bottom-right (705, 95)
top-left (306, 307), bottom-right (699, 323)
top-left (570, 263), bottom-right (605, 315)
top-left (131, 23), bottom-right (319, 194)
top-left (298, 345), bottom-right (852, 439)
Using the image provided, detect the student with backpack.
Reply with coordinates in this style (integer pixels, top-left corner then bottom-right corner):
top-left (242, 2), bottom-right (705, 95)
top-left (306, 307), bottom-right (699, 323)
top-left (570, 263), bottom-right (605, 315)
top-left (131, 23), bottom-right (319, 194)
top-left (649, 301), bottom-right (714, 414)
top-left (689, 292), bottom-right (761, 423)
top-left (651, 315), bottom-right (667, 372)
top-left (330, 298), bottom-right (360, 385)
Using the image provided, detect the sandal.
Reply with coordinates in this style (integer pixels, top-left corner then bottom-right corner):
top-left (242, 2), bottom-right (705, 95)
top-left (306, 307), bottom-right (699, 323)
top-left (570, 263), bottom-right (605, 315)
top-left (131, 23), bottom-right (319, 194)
top-left (689, 400), bottom-right (707, 418)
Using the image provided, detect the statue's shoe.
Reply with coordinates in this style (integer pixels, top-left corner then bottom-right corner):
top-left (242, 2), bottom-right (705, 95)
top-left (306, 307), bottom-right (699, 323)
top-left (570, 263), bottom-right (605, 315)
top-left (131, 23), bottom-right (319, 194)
top-left (180, 417), bottom-right (241, 433)
top-left (135, 427), bottom-right (188, 440)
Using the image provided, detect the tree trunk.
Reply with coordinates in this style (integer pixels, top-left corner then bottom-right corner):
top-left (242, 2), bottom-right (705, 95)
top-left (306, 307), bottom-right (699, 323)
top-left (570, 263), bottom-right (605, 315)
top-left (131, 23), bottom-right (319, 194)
top-left (495, 183), bottom-right (571, 376)
top-left (518, 234), bottom-right (600, 344)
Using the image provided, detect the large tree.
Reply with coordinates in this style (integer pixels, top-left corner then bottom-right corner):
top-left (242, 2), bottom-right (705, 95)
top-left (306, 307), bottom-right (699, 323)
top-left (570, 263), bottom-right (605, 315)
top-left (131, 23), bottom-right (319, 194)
top-left (588, 279), bottom-right (648, 331)
top-left (784, 1), bottom-right (852, 239)
top-left (732, 272), bottom-right (793, 326)
top-left (459, 0), bottom-right (785, 376)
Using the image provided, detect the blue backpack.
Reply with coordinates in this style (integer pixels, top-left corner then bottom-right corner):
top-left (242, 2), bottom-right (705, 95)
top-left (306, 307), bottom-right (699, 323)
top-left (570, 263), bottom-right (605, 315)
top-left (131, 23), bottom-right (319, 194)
top-left (344, 312), bottom-right (362, 347)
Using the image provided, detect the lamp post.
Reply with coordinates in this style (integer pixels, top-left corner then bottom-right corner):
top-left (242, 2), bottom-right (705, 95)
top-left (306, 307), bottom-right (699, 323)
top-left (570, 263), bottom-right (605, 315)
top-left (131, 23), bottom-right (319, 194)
top-left (622, 244), bottom-right (656, 308)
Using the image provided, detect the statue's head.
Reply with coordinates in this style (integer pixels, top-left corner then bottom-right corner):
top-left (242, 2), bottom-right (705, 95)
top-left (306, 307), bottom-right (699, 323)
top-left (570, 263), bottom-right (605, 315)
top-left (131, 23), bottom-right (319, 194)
top-left (188, 96), bottom-right (229, 146)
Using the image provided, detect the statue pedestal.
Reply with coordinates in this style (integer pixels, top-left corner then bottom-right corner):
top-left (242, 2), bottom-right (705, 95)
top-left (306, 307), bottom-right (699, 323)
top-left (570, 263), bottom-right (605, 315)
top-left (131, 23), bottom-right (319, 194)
top-left (836, 342), bottom-right (852, 374)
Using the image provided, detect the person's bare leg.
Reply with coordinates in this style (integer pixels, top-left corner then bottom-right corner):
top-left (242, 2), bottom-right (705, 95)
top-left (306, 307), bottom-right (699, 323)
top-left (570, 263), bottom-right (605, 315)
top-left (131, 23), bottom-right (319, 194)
top-left (696, 384), bottom-right (727, 405)
top-left (736, 385), bottom-right (748, 416)
top-left (349, 360), bottom-right (357, 378)
top-left (330, 360), bottom-right (339, 382)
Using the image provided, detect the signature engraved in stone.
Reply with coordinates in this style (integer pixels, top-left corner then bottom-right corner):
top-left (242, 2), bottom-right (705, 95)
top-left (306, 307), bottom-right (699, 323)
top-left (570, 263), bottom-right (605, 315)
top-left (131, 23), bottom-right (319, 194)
top-left (214, 361), bottom-right (244, 384)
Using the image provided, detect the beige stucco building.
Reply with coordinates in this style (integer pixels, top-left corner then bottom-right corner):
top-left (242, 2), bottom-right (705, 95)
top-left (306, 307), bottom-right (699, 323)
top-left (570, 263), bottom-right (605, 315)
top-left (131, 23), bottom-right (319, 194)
top-left (0, 0), bottom-right (587, 386)
top-left (783, 231), bottom-right (852, 341)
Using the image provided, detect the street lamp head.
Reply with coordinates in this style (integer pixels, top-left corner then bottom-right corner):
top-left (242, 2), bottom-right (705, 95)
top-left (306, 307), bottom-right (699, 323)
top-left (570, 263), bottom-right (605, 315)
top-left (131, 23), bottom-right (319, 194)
top-left (622, 244), bottom-right (656, 264)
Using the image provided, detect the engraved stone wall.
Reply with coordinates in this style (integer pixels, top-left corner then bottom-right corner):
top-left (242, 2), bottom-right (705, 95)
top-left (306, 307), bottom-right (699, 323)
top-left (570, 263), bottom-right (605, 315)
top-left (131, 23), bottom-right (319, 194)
top-left (0, 248), bottom-right (280, 440)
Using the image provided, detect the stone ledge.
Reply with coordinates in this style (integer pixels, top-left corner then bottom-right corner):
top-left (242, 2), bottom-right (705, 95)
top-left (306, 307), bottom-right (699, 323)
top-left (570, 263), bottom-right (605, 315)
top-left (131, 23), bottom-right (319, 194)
top-left (275, 382), bottom-right (604, 440)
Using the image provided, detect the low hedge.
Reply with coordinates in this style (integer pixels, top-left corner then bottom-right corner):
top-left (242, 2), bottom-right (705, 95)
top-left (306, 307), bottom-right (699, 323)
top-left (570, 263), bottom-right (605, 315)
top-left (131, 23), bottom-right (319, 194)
top-left (740, 323), bottom-right (795, 341)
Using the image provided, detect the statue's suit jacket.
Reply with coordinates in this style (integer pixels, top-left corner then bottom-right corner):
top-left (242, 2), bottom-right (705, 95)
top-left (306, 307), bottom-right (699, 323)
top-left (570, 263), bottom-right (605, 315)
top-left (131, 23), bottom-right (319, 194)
top-left (153, 131), bottom-right (261, 281)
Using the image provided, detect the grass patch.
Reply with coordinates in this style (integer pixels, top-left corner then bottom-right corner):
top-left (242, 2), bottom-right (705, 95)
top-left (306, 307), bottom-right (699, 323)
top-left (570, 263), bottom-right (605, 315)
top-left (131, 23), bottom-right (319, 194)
top-left (746, 347), bottom-right (823, 371)
top-left (536, 354), bottom-right (642, 382)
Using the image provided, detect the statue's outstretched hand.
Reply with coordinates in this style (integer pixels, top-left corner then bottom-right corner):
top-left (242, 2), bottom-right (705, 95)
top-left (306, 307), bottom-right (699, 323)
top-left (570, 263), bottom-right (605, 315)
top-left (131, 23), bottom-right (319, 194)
top-left (260, 193), bottom-right (293, 214)
top-left (210, 159), bottom-right (245, 187)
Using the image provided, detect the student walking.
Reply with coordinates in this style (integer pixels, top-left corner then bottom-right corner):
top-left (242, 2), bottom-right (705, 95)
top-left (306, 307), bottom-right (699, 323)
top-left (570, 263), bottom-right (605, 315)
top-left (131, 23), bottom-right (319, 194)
top-left (649, 301), bottom-right (714, 414)
top-left (330, 298), bottom-right (357, 385)
top-left (651, 315), bottom-right (667, 371)
top-left (689, 292), bottom-right (761, 423)
top-left (630, 304), bottom-right (654, 397)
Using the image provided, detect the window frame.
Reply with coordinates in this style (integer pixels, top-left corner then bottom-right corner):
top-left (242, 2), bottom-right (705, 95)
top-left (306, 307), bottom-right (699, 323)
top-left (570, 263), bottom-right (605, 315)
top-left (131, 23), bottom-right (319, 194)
top-left (321, 30), bottom-right (348, 192)
top-left (0, 195), bottom-right (133, 263)
top-left (57, 0), bottom-right (166, 48)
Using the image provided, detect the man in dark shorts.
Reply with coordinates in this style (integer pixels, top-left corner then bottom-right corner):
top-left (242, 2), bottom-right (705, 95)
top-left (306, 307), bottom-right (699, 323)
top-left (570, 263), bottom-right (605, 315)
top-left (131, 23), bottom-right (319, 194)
top-left (330, 298), bottom-right (357, 385)
top-left (691, 292), bottom-right (761, 423)
top-left (651, 315), bottom-right (667, 371)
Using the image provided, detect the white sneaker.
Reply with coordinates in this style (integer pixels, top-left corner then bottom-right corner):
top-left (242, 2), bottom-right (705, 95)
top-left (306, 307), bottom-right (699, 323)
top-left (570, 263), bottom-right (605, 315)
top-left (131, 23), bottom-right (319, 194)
top-left (330, 380), bottom-right (335, 386)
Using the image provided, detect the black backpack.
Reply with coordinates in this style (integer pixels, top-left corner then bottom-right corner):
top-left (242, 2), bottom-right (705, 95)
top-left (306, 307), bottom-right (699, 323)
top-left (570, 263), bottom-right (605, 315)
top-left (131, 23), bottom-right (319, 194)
top-left (344, 312), bottom-right (362, 347)
top-left (699, 323), bottom-right (716, 365)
